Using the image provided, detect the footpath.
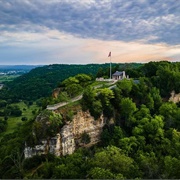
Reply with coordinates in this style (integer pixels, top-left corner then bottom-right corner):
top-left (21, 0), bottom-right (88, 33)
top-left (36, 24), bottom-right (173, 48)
top-left (46, 80), bottom-right (117, 111)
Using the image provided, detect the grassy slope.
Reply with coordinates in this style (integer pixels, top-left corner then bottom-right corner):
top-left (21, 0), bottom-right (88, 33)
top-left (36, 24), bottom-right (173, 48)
top-left (0, 75), bottom-right (20, 83)
top-left (1, 101), bottom-right (39, 136)
top-left (1, 78), bottom-right (115, 137)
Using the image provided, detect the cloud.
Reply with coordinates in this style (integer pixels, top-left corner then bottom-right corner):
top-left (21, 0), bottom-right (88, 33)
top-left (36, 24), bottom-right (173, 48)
top-left (0, 29), bottom-right (179, 65)
top-left (0, 0), bottom-right (179, 65)
top-left (81, 39), bottom-right (180, 63)
top-left (0, 0), bottom-right (179, 44)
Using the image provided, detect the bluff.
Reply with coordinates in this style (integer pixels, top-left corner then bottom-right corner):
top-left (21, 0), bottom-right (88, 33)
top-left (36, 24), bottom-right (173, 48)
top-left (24, 109), bottom-right (106, 158)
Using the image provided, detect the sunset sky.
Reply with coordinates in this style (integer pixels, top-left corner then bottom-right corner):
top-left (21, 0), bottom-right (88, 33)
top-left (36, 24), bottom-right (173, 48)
top-left (0, 0), bottom-right (179, 65)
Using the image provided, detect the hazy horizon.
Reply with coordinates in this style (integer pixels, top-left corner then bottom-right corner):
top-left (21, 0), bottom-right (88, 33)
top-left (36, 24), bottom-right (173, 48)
top-left (0, 60), bottom-right (178, 66)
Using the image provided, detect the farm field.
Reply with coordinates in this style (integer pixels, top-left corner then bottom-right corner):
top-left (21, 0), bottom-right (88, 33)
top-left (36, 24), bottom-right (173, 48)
top-left (0, 75), bottom-right (20, 83)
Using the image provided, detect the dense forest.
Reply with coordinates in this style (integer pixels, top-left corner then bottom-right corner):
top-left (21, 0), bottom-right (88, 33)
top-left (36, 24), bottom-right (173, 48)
top-left (0, 61), bottom-right (180, 179)
top-left (0, 63), bottom-right (141, 101)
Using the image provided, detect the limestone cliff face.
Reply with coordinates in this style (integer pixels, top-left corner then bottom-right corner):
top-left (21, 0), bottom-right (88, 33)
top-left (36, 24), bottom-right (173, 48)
top-left (24, 110), bottom-right (106, 158)
top-left (169, 91), bottom-right (180, 103)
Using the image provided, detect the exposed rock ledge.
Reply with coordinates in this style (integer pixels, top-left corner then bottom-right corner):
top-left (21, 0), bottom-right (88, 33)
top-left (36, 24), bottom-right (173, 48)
top-left (24, 110), bottom-right (106, 158)
top-left (169, 91), bottom-right (180, 103)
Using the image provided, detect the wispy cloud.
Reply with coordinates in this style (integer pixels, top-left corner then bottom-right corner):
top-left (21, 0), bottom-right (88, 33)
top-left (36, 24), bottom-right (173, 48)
top-left (1, 0), bottom-right (179, 44)
top-left (82, 39), bottom-right (180, 62)
top-left (0, 0), bottom-right (179, 64)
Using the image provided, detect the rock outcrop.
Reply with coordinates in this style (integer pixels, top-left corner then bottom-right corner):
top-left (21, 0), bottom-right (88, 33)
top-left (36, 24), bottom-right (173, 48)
top-left (169, 91), bottom-right (180, 103)
top-left (52, 88), bottom-right (61, 99)
top-left (24, 110), bottom-right (106, 158)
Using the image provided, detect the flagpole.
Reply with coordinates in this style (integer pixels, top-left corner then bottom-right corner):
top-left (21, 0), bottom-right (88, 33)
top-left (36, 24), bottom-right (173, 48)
top-left (110, 55), bottom-right (111, 79)
top-left (108, 51), bottom-right (112, 80)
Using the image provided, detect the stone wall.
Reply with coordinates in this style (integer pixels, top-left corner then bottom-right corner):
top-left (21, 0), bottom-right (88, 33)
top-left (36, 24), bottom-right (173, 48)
top-left (24, 110), bottom-right (106, 158)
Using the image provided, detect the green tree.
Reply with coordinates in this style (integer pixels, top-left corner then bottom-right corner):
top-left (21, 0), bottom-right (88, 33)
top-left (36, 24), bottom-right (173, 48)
top-left (65, 83), bottom-right (83, 97)
top-left (162, 156), bottom-right (180, 179)
top-left (96, 67), bottom-right (104, 77)
top-left (4, 105), bottom-right (22, 117)
top-left (170, 129), bottom-right (180, 157)
top-left (33, 110), bottom-right (63, 153)
top-left (52, 151), bottom-right (88, 179)
top-left (141, 61), bottom-right (159, 77)
top-left (90, 100), bottom-right (103, 120)
top-left (62, 77), bottom-right (79, 87)
top-left (134, 104), bottom-right (151, 120)
top-left (159, 102), bottom-right (177, 129)
top-left (88, 167), bottom-right (116, 179)
top-left (99, 88), bottom-right (114, 106)
top-left (111, 87), bottom-right (122, 109)
top-left (119, 136), bottom-right (139, 155)
top-left (120, 98), bottom-right (137, 121)
top-left (75, 74), bottom-right (92, 86)
top-left (21, 117), bottom-right (27, 121)
top-left (150, 87), bottom-right (162, 111)
top-left (145, 93), bottom-right (154, 110)
top-left (98, 88), bottom-right (114, 119)
top-left (116, 79), bottom-right (133, 96)
top-left (101, 126), bottom-right (124, 147)
top-left (81, 86), bottom-right (96, 111)
top-left (156, 66), bottom-right (178, 97)
top-left (133, 115), bottom-right (164, 146)
top-left (0, 100), bottom-right (7, 108)
top-left (0, 119), bottom-right (7, 133)
top-left (137, 152), bottom-right (160, 178)
top-left (91, 146), bottom-right (138, 178)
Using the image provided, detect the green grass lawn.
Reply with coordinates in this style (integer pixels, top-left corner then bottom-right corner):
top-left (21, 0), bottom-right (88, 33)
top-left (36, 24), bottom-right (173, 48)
top-left (0, 75), bottom-right (20, 83)
top-left (0, 101), bottom-right (39, 137)
top-left (5, 116), bottom-right (22, 134)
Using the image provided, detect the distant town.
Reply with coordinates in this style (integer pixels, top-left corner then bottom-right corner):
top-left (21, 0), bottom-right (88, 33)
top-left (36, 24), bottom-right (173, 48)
top-left (0, 70), bottom-right (27, 76)
top-left (0, 65), bottom-right (43, 75)
top-left (0, 65), bottom-right (42, 83)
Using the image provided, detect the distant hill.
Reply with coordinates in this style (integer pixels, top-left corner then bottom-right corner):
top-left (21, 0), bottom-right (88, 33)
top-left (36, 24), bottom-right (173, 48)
top-left (0, 64), bottom-right (110, 101)
top-left (0, 63), bottom-right (142, 101)
top-left (0, 65), bottom-right (43, 70)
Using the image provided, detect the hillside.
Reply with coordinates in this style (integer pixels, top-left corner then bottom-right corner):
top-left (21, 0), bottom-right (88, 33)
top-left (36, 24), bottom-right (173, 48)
top-left (0, 65), bottom-right (42, 83)
top-left (0, 61), bottom-right (180, 179)
top-left (0, 63), bottom-right (142, 101)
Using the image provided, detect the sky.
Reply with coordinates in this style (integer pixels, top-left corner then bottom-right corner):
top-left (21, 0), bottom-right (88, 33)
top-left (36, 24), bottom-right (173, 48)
top-left (0, 0), bottom-right (180, 65)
